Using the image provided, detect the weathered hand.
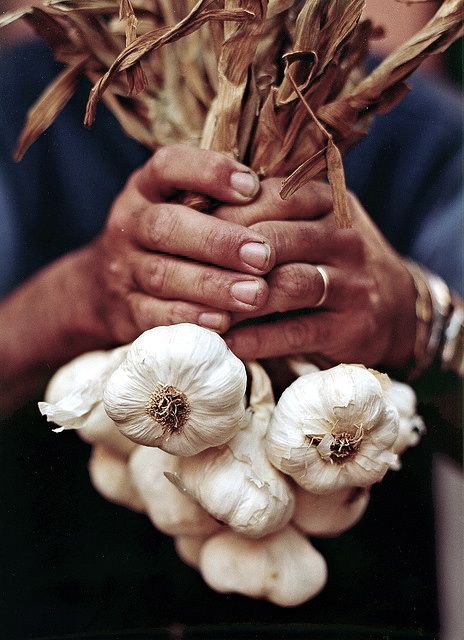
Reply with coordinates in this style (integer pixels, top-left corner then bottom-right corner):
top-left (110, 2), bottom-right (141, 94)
top-left (216, 178), bottom-right (417, 370)
top-left (89, 145), bottom-right (277, 344)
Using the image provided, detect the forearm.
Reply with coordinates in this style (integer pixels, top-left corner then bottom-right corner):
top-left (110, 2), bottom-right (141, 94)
top-left (0, 242), bottom-right (110, 413)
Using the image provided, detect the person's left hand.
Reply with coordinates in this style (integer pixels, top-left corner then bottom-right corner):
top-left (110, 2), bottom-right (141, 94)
top-left (215, 178), bottom-right (417, 370)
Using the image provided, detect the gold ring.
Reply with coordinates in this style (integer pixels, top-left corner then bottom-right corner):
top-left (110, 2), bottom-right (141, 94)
top-left (314, 265), bottom-right (330, 308)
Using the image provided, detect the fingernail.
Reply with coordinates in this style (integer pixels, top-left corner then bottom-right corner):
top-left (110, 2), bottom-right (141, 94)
top-left (198, 312), bottom-right (226, 331)
top-left (230, 171), bottom-right (260, 198)
top-left (230, 281), bottom-right (260, 306)
top-left (239, 242), bottom-right (270, 270)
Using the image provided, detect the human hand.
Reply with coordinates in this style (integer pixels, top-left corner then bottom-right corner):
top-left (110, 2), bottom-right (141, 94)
top-left (216, 179), bottom-right (417, 370)
top-left (88, 145), bottom-right (278, 344)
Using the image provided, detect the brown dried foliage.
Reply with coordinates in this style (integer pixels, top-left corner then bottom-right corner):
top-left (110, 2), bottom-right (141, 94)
top-left (2, 0), bottom-right (463, 227)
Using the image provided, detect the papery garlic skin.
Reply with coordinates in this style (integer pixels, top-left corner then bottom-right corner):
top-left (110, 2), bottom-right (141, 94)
top-left (266, 364), bottom-right (399, 494)
top-left (39, 345), bottom-right (130, 431)
top-left (174, 535), bottom-right (207, 570)
top-left (88, 444), bottom-right (144, 512)
top-left (384, 380), bottom-right (426, 458)
top-left (78, 402), bottom-right (137, 458)
top-left (292, 485), bottom-right (370, 537)
top-left (199, 526), bottom-right (327, 607)
top-left (129, 445), bottom-right (220, 537)
top-left (104, 324), bottom-right (247, 456)
top-left (169, 362), bottom-right (295, 538)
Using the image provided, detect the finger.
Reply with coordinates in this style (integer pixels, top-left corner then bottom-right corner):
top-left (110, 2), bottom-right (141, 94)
top-left (132, 253), bottom-right (270, 312)
top-left (132, 144), bottom-right (260, 203)
top-left (231, 264), bottom-right (371, 322)
top-left (134, 202), bottom-right (274, 275)
top-left (224, 312), bottom-right (337, 360)
top-left (215, 178), bottom-right (333, 226)
top-left (127, 293), bottom-right (232, 334)
top-left (247, 220), bottom-right (365, 266)
top-left (235, 264), bottom-right (345, 318)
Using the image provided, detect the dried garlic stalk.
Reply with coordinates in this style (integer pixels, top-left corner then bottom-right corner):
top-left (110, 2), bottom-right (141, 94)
top-left (3, 1), bottom-right (462, 226)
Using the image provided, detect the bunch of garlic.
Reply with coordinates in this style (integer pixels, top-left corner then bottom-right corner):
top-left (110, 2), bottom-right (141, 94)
top-left (38, 323), bottom-right (426, 609)
top-left (166, 361), bottom-right (295, 538)
top-left (104, 324), bottom-right (248, 456)
top-left (266, 364), bottom-right (400, 494)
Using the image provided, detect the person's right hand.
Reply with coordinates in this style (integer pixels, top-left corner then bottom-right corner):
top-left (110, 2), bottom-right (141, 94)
top-left (88, 144), bottom-right (275, 344)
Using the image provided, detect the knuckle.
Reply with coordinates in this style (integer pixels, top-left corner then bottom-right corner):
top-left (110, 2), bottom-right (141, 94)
top-left (148, 205), bottom-right (178, 248)
top-left (341, 230), bottom-right (365, 263)
top-left (196, 268), bottom-right (218, 299)
top-left (150, 146), bottom-right (173, 177)
top-left (272, 265), bottom-right (308, 305)
top-left (128, 294), bottom-right (151, 331)
top-left (202, 223), bottom-right (238, 257)
top-left (202, 154), bottom-right (233, 187)
top-left (145, 257), bottom-right (170, 293)
top-left (282, 319), bottom-right (309, 352)
top-left (166, 301), bottom-right (192, 326)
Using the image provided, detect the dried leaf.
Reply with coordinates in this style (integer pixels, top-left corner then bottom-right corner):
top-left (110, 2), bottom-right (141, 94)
top-left (14, 56), bottom-right (88, 161)
top-left (84, 1), bottom-right (254, 127)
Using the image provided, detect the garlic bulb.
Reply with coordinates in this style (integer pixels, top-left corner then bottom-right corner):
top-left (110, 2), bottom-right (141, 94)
top-left (78, 403), bottom-right (137, 458)
top-left (199, 526), bottom-right (327, 607)
top-left (167, 361), bottom-right (295, 538)
top-left (104, 324), bottom-right (247, 456)
top-left (174, 535), bottom-right (207, 569)
top-left (292, 485), bottom-right (370, 537)
top-left (88, 444), bottom-right (144, 512)
top-left (39, 345), bottom-right (129, 431)
top-left (384, 379), bottom-right (426, 459)
top-left (129, 445), bottom-right (220, 537)
top-left (266, 364), bottom-right (399, 494)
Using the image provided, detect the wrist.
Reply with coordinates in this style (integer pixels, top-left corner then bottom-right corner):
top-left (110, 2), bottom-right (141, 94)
top-left (402, 259), bottom-right (459, 380)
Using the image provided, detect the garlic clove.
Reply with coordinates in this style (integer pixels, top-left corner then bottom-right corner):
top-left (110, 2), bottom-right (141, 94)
top-left (129, 445), bottom-right (220, 537)
top-left (384, 379), bottom-right (426, 458)
top-left (88, 443), bottom-right (144, 512)
top-left (174, 535), bottom-right (207, 569)
top-left (286, 355), bottom-right (320, 378)
top-left (292, 485), bottom-right (370, 537)
top-left (266, 364), bottom-right (399, 494)
top-left (39, 345), bottom-right (130, 431)
top-left (78, 402), bottom-right (137, 458)
top-left (170, 362), bottom-right (295, 538)
top-left (199, 525), bottom-right (328, 607)
top-left (104, 324), bottom-right (247, 456)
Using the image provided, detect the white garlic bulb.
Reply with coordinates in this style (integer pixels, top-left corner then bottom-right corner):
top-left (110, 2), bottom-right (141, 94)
top-left (266, 364), bottom-right (399, 494)
top-left (104, 324), bottom-right (247, 456)
top-left (39, 345), bottom-right (129, 431)
top-left (129, 445), bottom-right (220, 537)
top-left (77, 402), bottom-right (137, 458)
top-left (88, 444), bottom-right (144, 512)
top-left (384, 379), bottom-right (426, 460)
top-left (167, 361), bottom-right (295, 538)
top-left (174, 535), bottom-right (207, 569)
top-left (292, 485), bottom-right (370, 537)
top-left (199, 526), bottom-right (327, 607)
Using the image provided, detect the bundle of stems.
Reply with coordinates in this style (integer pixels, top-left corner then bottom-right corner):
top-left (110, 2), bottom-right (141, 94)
top-left (1, 0), bottom-right (463, 226)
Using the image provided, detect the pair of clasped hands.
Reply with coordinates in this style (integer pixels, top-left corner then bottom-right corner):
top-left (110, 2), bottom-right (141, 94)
top-left (92, 144), bottom-right (416, 371)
